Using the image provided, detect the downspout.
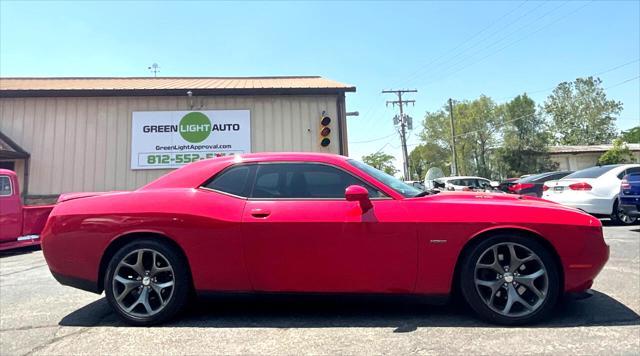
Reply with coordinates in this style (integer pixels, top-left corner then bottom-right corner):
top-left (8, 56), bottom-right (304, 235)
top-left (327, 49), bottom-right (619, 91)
top-left (336, 92), bottom-right (346, 156)
top-left (23, 155), bottom-right (30, 202)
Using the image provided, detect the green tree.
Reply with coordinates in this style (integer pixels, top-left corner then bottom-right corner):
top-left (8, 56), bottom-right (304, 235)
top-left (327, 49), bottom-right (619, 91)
top-left (598, 139), bottom-right (635, 165)
top-left (544, 77), bottom-right (622, 145)
top-left (419, 95), bottom-right (500, 177)
top-left (620, 126), bottom-right (640, 144)
top-left (361, 152), bottom-right (398, 175)
top-left (494, 94), bottom-right (556, 177)
top-left (409, 143), bottom-right (451, 180)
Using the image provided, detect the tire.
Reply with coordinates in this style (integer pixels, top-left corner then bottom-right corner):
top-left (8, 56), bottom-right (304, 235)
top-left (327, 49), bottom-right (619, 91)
top-left (460, 234), bottom-right (560, 325)
top-left (104, 239), bottom-right (190, 326)
top-left (610, 200), bottom-right (638, 225)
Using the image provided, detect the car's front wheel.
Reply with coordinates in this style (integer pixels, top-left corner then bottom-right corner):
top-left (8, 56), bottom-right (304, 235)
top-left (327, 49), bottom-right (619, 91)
top-left (460, 234), bottom-right (560, 325)
top-left (104, 239), bottom-right (190, 326)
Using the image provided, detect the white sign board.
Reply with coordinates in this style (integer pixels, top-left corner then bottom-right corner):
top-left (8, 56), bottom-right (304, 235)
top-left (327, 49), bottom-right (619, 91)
top-left (131, 110), bottom-right (251, 169)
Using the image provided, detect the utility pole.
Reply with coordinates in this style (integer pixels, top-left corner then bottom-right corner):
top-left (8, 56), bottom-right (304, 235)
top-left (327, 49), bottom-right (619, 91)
top-left (448, 98), bottom-right (458, 176)
top-left (382, 89), bottom-right (417, 180)
top-left (148, 63), bottom-right (160, 77)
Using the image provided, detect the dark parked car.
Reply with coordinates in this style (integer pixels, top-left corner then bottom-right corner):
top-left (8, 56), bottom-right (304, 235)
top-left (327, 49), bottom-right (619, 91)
top-left (620, 171), bottom-right (640, 218)
top-left (508, 171), bottom-right (574, 197)
top-left (497, 178), bottom-right (519, 192)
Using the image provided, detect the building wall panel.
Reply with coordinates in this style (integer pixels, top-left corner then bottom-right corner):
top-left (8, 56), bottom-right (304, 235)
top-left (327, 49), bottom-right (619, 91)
top-left (0, 94), bottom-right (341, 195)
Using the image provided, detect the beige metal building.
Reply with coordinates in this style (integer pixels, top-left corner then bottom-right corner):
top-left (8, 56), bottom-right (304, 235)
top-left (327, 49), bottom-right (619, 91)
top-left (0, 77), bottom-right (355, 200)
top-left (549, 144), bottom-right (640, 170)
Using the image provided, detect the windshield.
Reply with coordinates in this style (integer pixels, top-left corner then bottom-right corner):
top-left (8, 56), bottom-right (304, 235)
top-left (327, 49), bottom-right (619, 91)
top-left (564, 165), bottom-right (620, 179)
top-left (348, 159), bottom-right (422, 198)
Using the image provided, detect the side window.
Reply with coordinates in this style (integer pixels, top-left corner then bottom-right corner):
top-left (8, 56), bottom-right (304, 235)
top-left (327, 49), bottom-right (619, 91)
top-left (251, 163), bottom-right (384, 199)
top-left (203, 165), bottom-right (252, 197)
top-left (0, 176), bottom-right (12, 196)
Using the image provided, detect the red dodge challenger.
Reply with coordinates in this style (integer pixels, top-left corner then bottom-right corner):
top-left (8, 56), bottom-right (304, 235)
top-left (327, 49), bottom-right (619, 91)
top-left (41, 152), bottom-right (609, 326)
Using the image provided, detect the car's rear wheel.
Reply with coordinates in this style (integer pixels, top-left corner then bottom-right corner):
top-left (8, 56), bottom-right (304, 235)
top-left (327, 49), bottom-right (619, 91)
top-left (610, 200), bottom-right (638, 225)
top-left (460, 234), bottom-right (560, 325)
top-left (104, 239), bottom-right (189, 326)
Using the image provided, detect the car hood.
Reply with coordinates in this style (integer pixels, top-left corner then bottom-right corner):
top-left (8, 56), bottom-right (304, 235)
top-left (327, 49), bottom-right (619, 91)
top-left (418, 191), bottom-right (581, 211)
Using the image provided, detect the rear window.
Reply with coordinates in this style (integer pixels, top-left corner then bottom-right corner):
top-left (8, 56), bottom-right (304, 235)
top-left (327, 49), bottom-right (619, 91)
top-left (624, 167), bottom-right (640, 176)
top-left (517, 173), bottom-right (547, 183)
top-left (564, 165), bottom-right (620, 179)
top-left (0, 176), bottom-right (12, 196)
top-left (520, 171), bottom-right (572, 183)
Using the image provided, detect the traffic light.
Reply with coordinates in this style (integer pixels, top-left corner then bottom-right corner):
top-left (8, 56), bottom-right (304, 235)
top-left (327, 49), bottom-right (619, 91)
top-left (319, 111), bottom-right (331, 147)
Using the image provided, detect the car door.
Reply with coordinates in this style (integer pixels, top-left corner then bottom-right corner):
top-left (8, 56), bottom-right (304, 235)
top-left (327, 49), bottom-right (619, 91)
top-left (240, 162), bottom-right (417, 294)
top-left (0, 174), bottom-right (21, 242)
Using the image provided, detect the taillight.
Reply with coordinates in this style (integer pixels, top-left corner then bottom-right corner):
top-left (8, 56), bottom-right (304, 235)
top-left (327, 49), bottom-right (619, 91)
top-left (621, 175), bottom-right (630, 189)
top-left (569, 182), bottom-right (592, 191)
top-left (543, 185), bottom-right (549, 191)
top-left (509, 183), bottom-right (534, 192)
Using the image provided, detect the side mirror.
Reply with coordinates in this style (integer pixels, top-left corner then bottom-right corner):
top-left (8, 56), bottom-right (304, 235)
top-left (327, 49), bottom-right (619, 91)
top-left (345, 185), bottom-right (369, 202)
top-left (345, 185), bottom-right (372, 211)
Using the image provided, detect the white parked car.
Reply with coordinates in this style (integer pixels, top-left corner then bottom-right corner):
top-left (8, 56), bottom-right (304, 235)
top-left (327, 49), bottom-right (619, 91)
top-left (542, 164), bottom-right (640, 225)
top-left (431, 176), bottom-right (498, 192)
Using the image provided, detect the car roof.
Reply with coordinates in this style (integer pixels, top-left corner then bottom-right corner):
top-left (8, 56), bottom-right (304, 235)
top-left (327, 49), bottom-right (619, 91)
top-left (441, 176), bottom-right (488, 180)
top-left (237, 152), bottom-right (349, 164)
top-left (140, 152), bottom-right (352, 190)
top-left (517, 171), bottom-right (573, 182)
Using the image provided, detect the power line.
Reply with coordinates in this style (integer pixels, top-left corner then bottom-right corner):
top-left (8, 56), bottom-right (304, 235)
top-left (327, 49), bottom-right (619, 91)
top-left (403, 1), bottom-right (553, 88)
top-left (605, 75), bottom-right (640, 90)
top-left (418, 1), bottom-right (592, 87)
top-left (496, 58), bottom-right (640, 101)
top-left (356, 68), bottom-right (636, 149)
top-left (393, 0), bottom-right (531, 88)
top-left (350, 132), bottom-right (397, 144)
top-left (595, 59), bottom-right (640, 77)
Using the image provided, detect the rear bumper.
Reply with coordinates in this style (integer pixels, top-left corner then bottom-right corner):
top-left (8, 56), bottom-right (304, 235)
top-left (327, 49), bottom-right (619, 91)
top-left (543, 194), bottom-right (612, 215)
top-left (50, 270), bottom-right (101, 294)
top-left (565, 289), bottom-right (594, 300)
top-left (620, 203), bottom-right (640, 217)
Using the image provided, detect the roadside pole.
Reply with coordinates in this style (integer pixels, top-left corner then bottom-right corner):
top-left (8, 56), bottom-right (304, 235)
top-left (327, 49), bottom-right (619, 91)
top-left (382, 89), bottom-right (417, 180)
top-left (448, 98), bottom-right (458, 176)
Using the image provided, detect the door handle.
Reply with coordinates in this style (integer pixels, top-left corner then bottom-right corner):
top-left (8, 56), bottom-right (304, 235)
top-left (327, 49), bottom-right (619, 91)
top-left (250, 208), bottom-right (271, 218)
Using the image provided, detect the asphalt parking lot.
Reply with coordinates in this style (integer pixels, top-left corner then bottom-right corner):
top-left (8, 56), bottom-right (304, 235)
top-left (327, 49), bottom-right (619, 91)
top-left (1, 223), bottom-right (638, 355)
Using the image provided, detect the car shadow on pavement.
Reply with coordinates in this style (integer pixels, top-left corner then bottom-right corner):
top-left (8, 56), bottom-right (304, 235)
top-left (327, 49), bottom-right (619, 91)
top-left (60, 290), bottom-right (639, 331)
top-left (0, 245), bottom-right (41, 258)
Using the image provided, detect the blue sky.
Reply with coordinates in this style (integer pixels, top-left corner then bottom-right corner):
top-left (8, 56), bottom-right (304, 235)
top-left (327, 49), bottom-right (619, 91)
top-left (1, 0), bottom-right (639, 167)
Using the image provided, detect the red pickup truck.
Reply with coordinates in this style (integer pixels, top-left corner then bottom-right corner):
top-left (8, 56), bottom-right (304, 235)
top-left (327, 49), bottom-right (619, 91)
top-left (0, 169), bottom-right (54, 251)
